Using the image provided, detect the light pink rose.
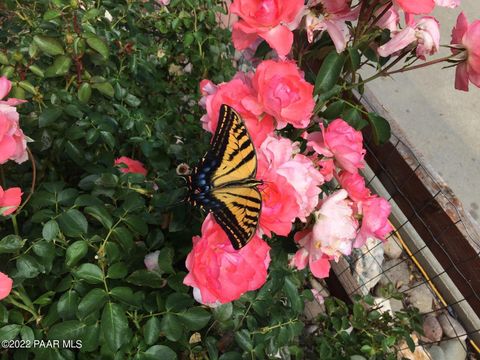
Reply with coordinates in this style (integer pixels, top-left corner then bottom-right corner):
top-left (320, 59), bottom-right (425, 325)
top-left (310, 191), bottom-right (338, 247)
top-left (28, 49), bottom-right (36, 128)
top-left (338, 170), bottom-right (371, 202)
top-left (0, 272), bottom-right (13, 300)
top-left (114, 156), bottom-right (147, 176)
top-left (378, 16), bottom-right (440, 60)
top-left (313, 189), bottom-right (358, 260)
top-left (375, 5), bottom-right (400, 32)
top-left (199, 74), bottom-right (275, 147)
top-left (354, 195), bottom-right (393, 248)
top-left (230, 0), bottom-right (305, 56)
top-left (451, 12), bottom-right (480, 91)
top-left (307, 119), bottom-right (365, 173)
top-left (184, 214), bottom-right (271, 305)
top-left (318, 158), bottom-right (335, 181)
top-left (291, 229), bottom-right (332, 279)
top-left (253, 60), bottom-right (314, 130)
top-left (0, 186), bottom-right (22, 216)
top-left (305, 0), bottom-right (359, 53)
top-left (156, 0), bottom-right (170, 5)
top-left (144, 250), bottom-right (160, 271)
top-left (393, 0), bottom-right (435, 15)
top-left (260, 136), bottom-right (323, 222)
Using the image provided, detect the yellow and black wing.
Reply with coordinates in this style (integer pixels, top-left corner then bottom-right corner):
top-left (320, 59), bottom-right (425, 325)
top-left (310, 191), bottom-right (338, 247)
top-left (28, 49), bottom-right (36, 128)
top-left (208, 104), bottom-right (257, 187)
top-left (189, 104), bottom-right (262, 250)
top-left (211, 186), bottom-right (262, 250)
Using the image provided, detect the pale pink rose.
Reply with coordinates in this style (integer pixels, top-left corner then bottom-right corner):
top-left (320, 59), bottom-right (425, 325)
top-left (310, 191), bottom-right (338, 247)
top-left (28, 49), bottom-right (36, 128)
top-left (277, 154), bottom-right (324, 221)
top-left (184, 214), bottom-right (271, 305)
top-left (230, 0), bottom-right (305, 56)
top-left (434, 0), bottom-right (460, 8)
top-left (0, 272), bottom-right (13, 300)
top-left (156, 0), bottom-right (170, 5)
top-left (0, 186), bottom-right (22, 216)
top-left (114, 156), bottom-right (148, 176)
top-left (378, 16), bottom-right (440, 60)
top-left (260, 136), bottom-right (323, 221)
top-left (318, 158), bottom-right (335, 181)
top-left (451, 12), bottom-right (480, 91)
top-left (144, 250), bottom-right (160, 271)
top-left (393, 0), bottom-right (435, 15)
top-left (0, 105), bottom-right (28, 164)
top-left (313, 190), bottom-right (358, 260)
top-left (199, 74), bottom-right (275, 147)
top-left (291, 229), bottom-right (332, 279)
top-left (338, 170), bottom-right (371, 202)
top-left (307, 119), bottom-right (365, 173)
top-left (253, 60), bottom-right (314, 129)
top-left (375, 5), bottom-right (400, 32)
top-left (305, 1), bottom-right (359, 53)
top-left (354, 196), bottom-right (393, 248)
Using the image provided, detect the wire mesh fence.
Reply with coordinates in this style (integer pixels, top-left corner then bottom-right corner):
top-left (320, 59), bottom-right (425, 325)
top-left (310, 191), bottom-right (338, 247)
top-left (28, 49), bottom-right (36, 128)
top-left (306, 91), bottom-right (480, 359)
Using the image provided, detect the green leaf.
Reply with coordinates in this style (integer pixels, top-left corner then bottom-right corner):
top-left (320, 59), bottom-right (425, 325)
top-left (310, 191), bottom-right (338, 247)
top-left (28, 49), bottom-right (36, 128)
top-left (80, 323), bottom-right (100, 352)
top-left (39, 107), bottom-right (63, 128)
top-left (348, 47), bottom-right (361, 71)
top-left (143, 317), bottom-right (161, 345)
top-left (65, 241), bottom-right (88, 268)
top-left (322, 100), bottom-right (345, 120)
top-left (77, 83), bottom-right (92, 104)
top-left (157, 247), bottom-right (175, 274)
top-left (160, 313), bottom-right (182, 342)
top-left (75, 263), bottom-right (104, 284)
top-left (84, 205), bottom-right (113, 229)
top-left (101, 302), bottom-right (131, 352)
top-left (234, 329), bottom-right (253, 352)
top-left (33, 35), bottom-right (64, 56)
top-left (165, 293), bottom-right (194, 312)
top-left (43, 9), bottom-right (62, 20)
top-left (77, 288), bottom-right (108, 319)
top-left (284, 277), bottom-right (303, 313)
top-left (19, 80), bottom-right (37, 94)
top-left (0, 324), bottom-right (21, 341)
top-left (16, 255), bottom-right (44, 279)
top-left (141, 345), bottom-right (177, 360)
top-left (315, 51), bottom-right (346, 95)
top-left (42, 220), bottom-right (60, 241)
top-left (92, 82), bottom-right (114, 97)
top-left (367, 113), bottom-right (391, 145)
top-left (123, 215), bottom-right (148, 235)
top-left (107, 262), bottom-right (128, 279)
top-left (20, 326), bottom-right (34, 343)
top-left (177, 307), bottom-right (211, 331)
top-left (58, 209), bottom-right (88, 237)
top-left (342, 107), bottom-right (368, 130)
top-left (126, 270), bottom-right (165, 288)
top-left (405, 335), bottom-right (416, 352)
top-left (45, 55), bottom-right (72, 77)
top-left (29, 64), bottom-right (45, 77)
top-left (109, 287), bottom-right (138, 306)
top-left (0, 235), bottom-right (23, 254)
top-left (48, 320), bottom-right (87, 341)
top-left (86, 36), bottom-right (109, 59)
top-left (57, 290), bottom-right (79, 320)
top-left (33, 291), bottom-right (56, 306)
top-left (213, 303), bottom-right (233, 322)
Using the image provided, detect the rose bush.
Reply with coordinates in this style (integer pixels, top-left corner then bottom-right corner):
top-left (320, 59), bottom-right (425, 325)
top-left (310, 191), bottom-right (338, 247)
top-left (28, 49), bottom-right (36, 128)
top-left (0, 0), bottom-right (477, 358)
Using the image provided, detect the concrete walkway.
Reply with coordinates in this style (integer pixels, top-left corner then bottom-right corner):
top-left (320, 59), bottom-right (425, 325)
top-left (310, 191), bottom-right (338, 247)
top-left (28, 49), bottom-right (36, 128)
top-left (365, 1), bottom-right (480, 223)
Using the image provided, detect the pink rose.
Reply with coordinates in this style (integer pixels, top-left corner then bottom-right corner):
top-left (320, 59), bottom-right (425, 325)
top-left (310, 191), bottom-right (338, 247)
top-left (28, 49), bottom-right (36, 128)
top-left (0, 105), bottom-right (28, 164)
top-left (375, 5), bottom-right (400, 32)
top-left (144, 250), bottom-right (160, 271)
top-left (291, 229), bottom-right (332, 279)
top-left (253, 60), bottom-right (314, 129)
top-left (338, 170), bottom-right (371, 202)
top-left (393, 0), bottom-right (435, 15)
top-left (451, 12), bottom-right (480, 91)
top-left (312, 190), bottom-right (358, 260)
top-left (354, 196), bottom-right (393, 248)
top-left (230, 0), bottom-right (305, 56)
top-left (307, 119), bottom-right (365, 173)
top-left (0, 272), bottom-right (13, 300)
top-left (259, 136), bottom-right (323, 222)
top-left (305, 1), bottom-right (359, 53)
top-left (199, 74), bottom-right (275, 147)
top-left (184, 214), bottom-right (271, 305)
top-left (0, 186), bottom-right (22, 216)
top-left (114, 156), bottom-right (148, 176)
top-left (378, 16), bottom-right (440, 60)
top-left (434, 0), bottom-right (460, 8)
top-left (318, 158), bottom-right (335, 181)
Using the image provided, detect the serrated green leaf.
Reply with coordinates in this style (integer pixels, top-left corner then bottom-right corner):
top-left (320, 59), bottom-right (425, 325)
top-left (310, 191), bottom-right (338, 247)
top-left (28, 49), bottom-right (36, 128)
top-left (45, 55), bottom-right (72, 77)
top-left (368, 112), bottom-right (391, 145)
top-left (33, 35), bottom-right (64, 56)
top-left (57, 290), bottom-right (79, 320)
top-left (77, 288), bottom-right (107, 319)
top-left (58, 209), bottom-right (88, 237)
top-left (101, 302), bottom-right (131, 352)
top-left (126, 270), bottom-right (165, 288)
top-left (42, 220), bottom-right (60, 241)
top-left (0, 235), bottom-right (23, 254)
top-left (65, 241), bottom-right (88, 268)
top-left (315, 52), bottom-right (346, 94)
top-left (143, 317), bottom-right (161, 345)
top-left (177, 307), bottom-right (211, 331)
top-left (39, 108), bottom-right (63, 128)
top-left (0, 324), bottom-right (21, 341)
top-left (160, 313), bottom-right (182, 342)
top-left (85, 205), bottom-right (113, 229)
top-left (86, 36), bottom-right (109, 59)
top-left (75, 263), bottom-right (103, 284)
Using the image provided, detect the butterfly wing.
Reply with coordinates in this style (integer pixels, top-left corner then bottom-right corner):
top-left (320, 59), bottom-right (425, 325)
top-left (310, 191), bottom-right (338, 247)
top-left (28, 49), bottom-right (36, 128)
top-left (211, 186), bottom-right (262, 250)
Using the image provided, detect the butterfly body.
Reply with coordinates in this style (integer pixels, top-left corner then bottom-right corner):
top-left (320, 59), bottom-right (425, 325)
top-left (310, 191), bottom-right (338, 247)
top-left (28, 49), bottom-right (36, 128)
top-left (187, 104), bottom-right (262, 250)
